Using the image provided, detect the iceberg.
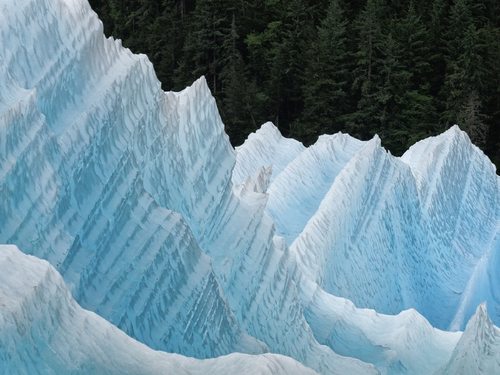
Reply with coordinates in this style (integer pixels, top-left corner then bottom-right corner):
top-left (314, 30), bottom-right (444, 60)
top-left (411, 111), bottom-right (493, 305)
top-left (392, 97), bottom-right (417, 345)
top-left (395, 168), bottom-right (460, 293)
top-left (0, 0), bottom-right (376, 373)
top-left (1, 0), bottom-right (500, 373)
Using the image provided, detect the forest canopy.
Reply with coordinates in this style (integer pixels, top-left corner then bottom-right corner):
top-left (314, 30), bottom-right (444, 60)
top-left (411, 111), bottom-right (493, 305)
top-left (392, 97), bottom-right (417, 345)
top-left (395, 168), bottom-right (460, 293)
top-left (89, 0), bottom-right (500, 170)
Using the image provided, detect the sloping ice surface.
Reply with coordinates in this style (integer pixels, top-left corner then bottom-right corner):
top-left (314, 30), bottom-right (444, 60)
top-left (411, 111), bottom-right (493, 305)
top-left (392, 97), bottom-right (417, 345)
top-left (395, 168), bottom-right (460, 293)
top-left (435, 302), bottom-right (500, 374)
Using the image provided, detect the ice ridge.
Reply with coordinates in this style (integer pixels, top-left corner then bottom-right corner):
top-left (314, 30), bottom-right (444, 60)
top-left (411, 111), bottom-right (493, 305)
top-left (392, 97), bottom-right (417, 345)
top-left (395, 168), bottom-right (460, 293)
top-left (0, 245), bottom-right (319, 375)
top-left (232, 121), bottom-right (305, 186)
top-left (235, 122), bottom-right (500, 332)
top-left (436, 302), bottom-right (500, 374)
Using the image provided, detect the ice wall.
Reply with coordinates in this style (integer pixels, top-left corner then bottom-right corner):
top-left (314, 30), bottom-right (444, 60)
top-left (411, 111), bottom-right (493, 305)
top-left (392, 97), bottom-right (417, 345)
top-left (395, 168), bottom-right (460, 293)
top-left (0, 0), bottom-right (264, 359)
top-left (290, 135), bottom-right (428, 314)
top-left (2, 0), bottom-right (500, 373)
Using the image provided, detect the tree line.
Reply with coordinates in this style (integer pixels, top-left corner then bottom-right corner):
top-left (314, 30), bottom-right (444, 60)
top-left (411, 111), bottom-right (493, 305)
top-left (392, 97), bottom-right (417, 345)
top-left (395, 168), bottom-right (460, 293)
top-left (89, 0), bottom-right (500, 169)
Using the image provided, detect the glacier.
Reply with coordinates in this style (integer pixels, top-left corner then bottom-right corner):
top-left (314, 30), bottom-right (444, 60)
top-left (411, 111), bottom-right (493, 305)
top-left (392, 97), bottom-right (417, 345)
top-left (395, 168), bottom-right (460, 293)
top-left (1, 0), bottom-right (500, 373)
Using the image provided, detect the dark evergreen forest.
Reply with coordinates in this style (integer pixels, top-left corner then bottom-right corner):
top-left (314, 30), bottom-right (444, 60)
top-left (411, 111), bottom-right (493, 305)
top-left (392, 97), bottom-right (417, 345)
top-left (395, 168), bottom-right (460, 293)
top-left (88, 0), bottom-right (500, 170)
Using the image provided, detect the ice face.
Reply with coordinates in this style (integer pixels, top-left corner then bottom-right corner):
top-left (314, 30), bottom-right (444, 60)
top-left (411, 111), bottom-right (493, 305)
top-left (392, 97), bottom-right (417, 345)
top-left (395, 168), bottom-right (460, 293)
top-left (290, 135), bottom-right (429, 314)
top-left (0, 0), bottom-right (265, 360)
top-left (401, 127), bottom-right (500, 330)
top-left (266, 132), bottom-right (367, 245)
top-left (0, 0), bottom-right (377, 373)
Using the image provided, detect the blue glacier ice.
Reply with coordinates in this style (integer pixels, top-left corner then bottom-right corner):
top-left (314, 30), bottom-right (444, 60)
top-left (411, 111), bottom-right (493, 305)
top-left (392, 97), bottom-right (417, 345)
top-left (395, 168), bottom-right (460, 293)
top-left (1, 0), bottom-right (500, 374)
top-left (232, 121), bottom-right (306, 186)
top-left (0, 0), bottom-right (375, 373)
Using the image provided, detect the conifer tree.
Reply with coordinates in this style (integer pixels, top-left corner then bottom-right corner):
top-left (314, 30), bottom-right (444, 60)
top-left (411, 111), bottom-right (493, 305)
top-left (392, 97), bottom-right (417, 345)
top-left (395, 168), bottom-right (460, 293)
top-left (296, 0), bottom-right (350, 144)
top-left (479, 23), bottom-right (500, 166)
top-left (455, 24), bottom-right (488, 144)
top-left (146, 0), bottom-right (189, 90)
top-left (442, 0), bottom-right (489, 144)
top-left (346, 0), bottom-right (384, 140)
top-left (427, 0), bottom-right (448, 115)
top-left (220, 15), bottom-right (260, 145)
top-left (385, 2), bottom-right (437, 153)
top-left (175, 0), bottom-right (230, 93)
top-left (268, 0), bottom-right (315, 136)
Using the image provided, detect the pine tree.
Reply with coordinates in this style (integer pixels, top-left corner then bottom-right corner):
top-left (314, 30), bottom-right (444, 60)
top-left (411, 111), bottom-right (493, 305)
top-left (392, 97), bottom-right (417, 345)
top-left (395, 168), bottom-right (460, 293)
top-left (427, 0), bottom-right (448, 116)
top-left (384, 2), bottom-right (437, 153)
top-left (346, 0), bottom-right (385, 140)
top-left (480, 23), bottom-right (500, 166)
top-left (268, 0), bottom-right (315, 136)
top-left (220, 15), bottom-right (260, 145)
top-left (296, 0), bottom-right (350, 144)
top-left (375, 32), bottom-right (403, 146)
top-left (458, 91), bottom-right (488, 144)
top-left (455, 24), bottom-right (488, 144)
top-left (175, 0), bottom-right (230, 93)
top-left (146, 0), bottom-right (189, 90)
top-left (442, 0), bottom-right (475, 125)
top-left (442, 0), bottom-right (489, 144)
